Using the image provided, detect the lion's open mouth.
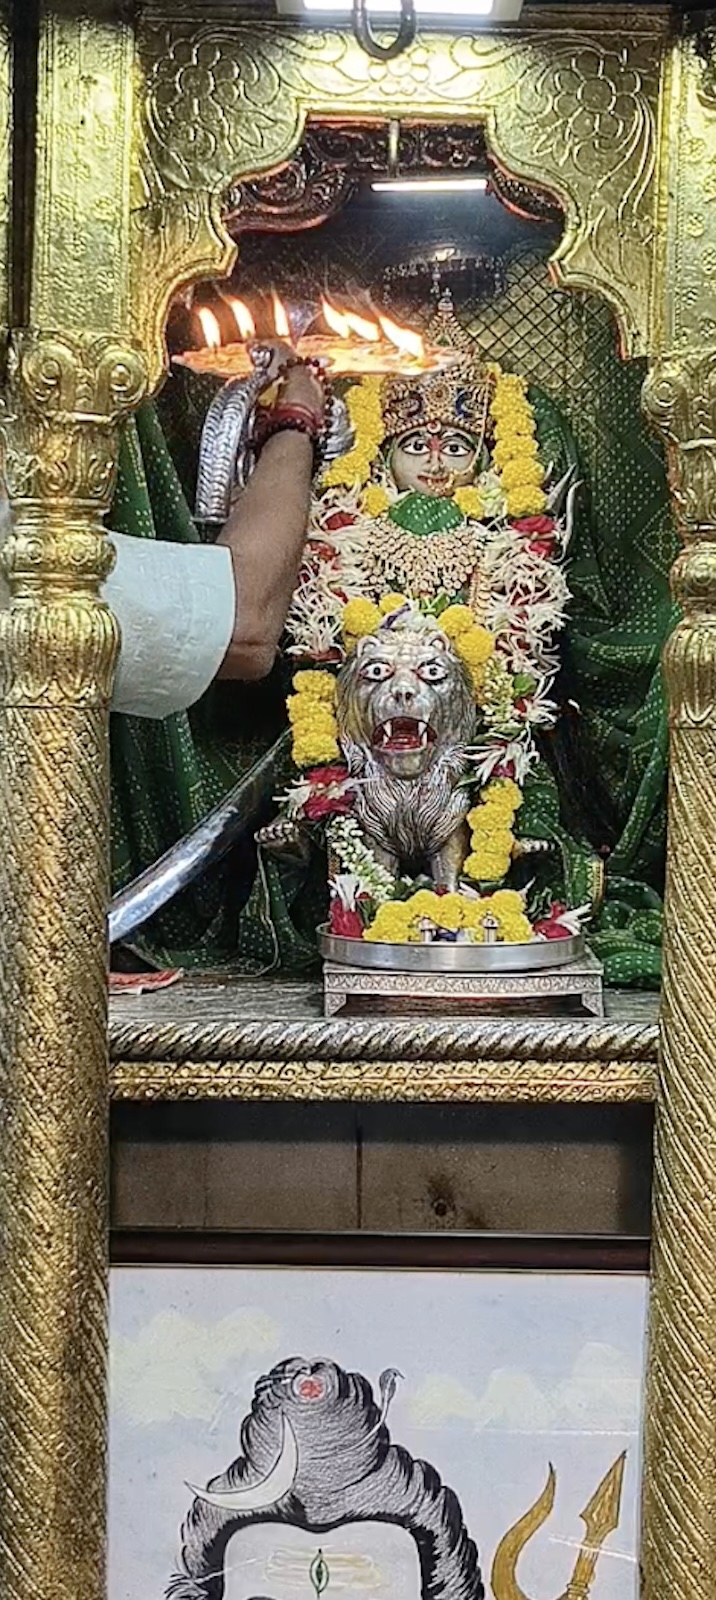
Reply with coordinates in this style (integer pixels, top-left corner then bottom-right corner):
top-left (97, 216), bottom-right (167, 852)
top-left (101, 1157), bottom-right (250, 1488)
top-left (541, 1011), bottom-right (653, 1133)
top-left (372, 717), bottom-right (436, 753)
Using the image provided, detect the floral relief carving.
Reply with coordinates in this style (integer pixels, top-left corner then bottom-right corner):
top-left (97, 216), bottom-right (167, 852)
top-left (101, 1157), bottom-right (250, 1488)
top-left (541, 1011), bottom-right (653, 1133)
top-left (528, 47), bottom-right (646, 169)
top-left (140, 27), bottom-right (306, 199)
top-left (133, 15), bottom-right (667, 378)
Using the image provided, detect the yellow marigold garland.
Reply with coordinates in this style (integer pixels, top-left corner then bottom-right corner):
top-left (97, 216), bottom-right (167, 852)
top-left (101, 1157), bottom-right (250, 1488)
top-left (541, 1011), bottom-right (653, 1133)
top-left (464, 777), bottom-right (523, 884)
top-left (289, 671), bottom-right (340, 768)
top-left (453, 625), bottom-right (494, 670)
top-left (489, 368), bottom-right (547, 517)
top-left (292, 670), bottom-right (336, 702)
top-left (322, 377), bottom-right (384, 489)
top-left (363, 887), bottom-right (532, 944)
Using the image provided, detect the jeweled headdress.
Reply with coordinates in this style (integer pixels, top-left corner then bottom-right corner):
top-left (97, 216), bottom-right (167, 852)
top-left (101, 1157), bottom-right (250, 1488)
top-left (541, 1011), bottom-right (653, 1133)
top-left (380, 292), bottom-right (495, 445)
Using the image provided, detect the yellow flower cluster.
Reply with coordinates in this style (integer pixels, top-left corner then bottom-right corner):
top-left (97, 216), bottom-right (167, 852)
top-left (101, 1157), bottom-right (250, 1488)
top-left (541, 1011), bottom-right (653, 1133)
top-left (438, 603), bottom-right (495, 695)
top-left (439, 604), bottom-right (474, 639)
top-left (489, 371), bottom-right (547, 518)
top-left (455, 626), bottom-right (494, 672)
top-left (288, 671), bottom-right (340, 768)
top-left (464, 778), bottom-right (523, 884)
top-left (323, 377), bottom-right (384, 489)
top-left (473, 888), bottom-right (533, 944)
top-left (363, 887), bottom-right (532, 944)
top-left (292, 670), bottom-right (336, 701)
top-left (453, 484), bottom-right (485, 519)
top-left (362, 483), bottom-right (391, 516)
top-left (342, 596), bottom-right (382, 653)
top-left (380, 592), bottom-right (409, 614)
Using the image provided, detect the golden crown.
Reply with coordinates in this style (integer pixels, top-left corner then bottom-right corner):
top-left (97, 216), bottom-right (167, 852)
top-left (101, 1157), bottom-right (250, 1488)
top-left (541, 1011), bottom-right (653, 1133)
top-left (380, 292), bottom-right (494, 442)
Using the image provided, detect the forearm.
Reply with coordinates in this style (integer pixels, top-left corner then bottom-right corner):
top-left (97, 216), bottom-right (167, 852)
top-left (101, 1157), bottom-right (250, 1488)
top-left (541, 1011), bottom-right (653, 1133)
top-left (216, 429), bottom-right (313, 680)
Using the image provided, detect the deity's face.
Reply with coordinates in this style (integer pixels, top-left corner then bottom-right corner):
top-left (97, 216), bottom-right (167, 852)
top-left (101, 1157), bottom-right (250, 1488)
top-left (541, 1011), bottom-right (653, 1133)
top-left (389, 423), bottom-right (479, 498)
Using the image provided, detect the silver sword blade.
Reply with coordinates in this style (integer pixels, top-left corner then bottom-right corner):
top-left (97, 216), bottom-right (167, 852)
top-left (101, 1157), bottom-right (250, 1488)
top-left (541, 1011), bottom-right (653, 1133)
top-left (108, 730), bottom-right (290, 946)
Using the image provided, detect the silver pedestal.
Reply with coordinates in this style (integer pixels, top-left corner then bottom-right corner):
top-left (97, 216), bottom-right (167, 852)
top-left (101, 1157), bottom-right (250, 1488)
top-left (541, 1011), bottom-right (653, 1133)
top-left (322, 950), bottom-right (604, 1018)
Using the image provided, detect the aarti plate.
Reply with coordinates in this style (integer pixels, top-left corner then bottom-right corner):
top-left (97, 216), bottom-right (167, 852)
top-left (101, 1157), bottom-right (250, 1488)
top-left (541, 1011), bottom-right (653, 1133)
top-left (173, 338), bottom-right (464, 381)
top-left (318, 926), bottom-right (585, 974)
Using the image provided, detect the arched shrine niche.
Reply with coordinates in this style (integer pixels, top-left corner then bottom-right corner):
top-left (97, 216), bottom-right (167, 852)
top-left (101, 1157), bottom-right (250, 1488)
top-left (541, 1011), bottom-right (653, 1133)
top-left (112, 95), bottom-right (673, 987)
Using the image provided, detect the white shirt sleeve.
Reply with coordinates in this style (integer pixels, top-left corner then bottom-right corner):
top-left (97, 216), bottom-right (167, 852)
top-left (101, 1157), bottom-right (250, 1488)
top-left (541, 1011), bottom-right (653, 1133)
top-left (105, 531), bottom-right (236, 719)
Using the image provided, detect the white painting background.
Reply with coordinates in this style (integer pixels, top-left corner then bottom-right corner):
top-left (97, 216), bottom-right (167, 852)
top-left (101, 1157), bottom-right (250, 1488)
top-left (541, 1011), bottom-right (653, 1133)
top-left (109, 1266), bottom-right (648, 1600)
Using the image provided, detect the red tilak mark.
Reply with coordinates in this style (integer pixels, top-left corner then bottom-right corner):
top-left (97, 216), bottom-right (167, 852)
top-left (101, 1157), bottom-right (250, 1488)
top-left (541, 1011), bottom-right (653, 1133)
top-left (298, 1377), bottom-right (325, 1401)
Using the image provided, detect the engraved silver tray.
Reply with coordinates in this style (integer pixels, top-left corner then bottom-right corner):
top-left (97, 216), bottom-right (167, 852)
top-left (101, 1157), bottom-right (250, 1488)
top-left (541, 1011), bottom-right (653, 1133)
top-left (318, 926), bottom-right (585, 973)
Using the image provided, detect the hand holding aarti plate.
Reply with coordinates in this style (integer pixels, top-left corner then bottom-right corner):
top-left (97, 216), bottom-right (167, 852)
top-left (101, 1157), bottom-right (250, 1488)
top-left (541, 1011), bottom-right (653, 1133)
top-left (173, 294), bottom-right (463, 379)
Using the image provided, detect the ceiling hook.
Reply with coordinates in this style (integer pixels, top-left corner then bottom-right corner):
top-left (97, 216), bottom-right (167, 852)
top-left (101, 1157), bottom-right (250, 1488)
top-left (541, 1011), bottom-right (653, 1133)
top-left (352, 0), bottom-right (417, 61)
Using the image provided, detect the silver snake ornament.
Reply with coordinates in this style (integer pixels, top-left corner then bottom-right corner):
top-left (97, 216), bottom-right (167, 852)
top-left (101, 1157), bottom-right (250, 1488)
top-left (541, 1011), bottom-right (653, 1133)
top-left (194, 344), bottom-right (355, 524)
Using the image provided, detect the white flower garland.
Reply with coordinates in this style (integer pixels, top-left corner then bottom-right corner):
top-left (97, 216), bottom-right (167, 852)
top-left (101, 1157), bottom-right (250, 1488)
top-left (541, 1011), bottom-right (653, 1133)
top-left (326, 816), bottom-right (396, 903)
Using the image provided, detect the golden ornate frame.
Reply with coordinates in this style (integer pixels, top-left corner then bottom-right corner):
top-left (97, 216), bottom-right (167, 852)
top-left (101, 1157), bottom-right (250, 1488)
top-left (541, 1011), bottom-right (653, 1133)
top-left (1, 5), bottom-right (715, 1600)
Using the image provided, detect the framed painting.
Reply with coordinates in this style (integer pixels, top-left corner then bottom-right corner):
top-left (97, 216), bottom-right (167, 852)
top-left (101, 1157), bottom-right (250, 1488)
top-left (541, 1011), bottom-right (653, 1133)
top-left (109, 1233), bottom-right (649, 1600)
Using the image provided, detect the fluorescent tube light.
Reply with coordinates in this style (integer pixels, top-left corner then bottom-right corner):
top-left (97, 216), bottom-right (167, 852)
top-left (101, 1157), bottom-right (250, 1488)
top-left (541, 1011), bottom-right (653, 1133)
top-left (303, 1), bottom-right (493, 12)
top-left (371, 176), bottom-right (488, 193)
top-left (279, 2), bottom-right (525, 19)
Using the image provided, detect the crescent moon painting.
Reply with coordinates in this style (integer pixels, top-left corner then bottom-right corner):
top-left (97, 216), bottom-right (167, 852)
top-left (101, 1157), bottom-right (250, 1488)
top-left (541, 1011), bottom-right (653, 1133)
top-left (109, 1259), bottom-right (646, 1600)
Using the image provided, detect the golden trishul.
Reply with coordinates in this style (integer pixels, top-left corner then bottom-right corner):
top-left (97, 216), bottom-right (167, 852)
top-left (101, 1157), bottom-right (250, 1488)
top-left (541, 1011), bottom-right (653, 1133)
top-left (491, 1452), bottom-right (626, 1600)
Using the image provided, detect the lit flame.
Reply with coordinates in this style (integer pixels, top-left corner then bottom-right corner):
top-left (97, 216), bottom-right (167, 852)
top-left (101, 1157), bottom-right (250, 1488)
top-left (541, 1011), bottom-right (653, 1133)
top-left (227, 298), bottom-right (256, 340)
top-left (344, 310), bottom-right (380, 342)
top-left (379, 313), bottom-right (425, 361)
top-left (321, 298), bottom-right (351, 339)
top-left (198, 307), bottom-right (222, 350)
top-left (272, 292), bottom-right (291, 340)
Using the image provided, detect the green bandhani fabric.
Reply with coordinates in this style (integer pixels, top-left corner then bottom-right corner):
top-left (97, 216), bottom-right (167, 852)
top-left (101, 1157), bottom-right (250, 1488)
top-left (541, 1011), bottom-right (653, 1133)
top-left (549, 356), bottom-right (678, 987)
top-left (525, 363), bottom-right (678, 988)
top-left (109, 351), bottom-right (677, 987)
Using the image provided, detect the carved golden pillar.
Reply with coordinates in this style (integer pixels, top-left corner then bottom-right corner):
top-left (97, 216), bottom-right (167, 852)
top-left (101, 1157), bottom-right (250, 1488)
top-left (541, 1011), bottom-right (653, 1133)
top-left (0, 4), bottom-right (145, 1598)
top-left (0, 333), bottom-right (145, 1600)
top-left (641, 350), bottom-right (716, 1600)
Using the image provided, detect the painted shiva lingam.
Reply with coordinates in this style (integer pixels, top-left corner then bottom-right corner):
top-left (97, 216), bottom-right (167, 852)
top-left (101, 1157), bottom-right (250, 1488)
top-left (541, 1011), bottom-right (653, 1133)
top-left (194, 292), bottom-right (605, 1015)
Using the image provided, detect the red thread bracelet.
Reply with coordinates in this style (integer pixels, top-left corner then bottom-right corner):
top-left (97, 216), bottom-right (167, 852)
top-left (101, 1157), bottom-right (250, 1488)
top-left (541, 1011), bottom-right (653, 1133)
top-left (262, 417), bottom-right (319, 445)
top-left (271, 401), bottom-right (325, 434)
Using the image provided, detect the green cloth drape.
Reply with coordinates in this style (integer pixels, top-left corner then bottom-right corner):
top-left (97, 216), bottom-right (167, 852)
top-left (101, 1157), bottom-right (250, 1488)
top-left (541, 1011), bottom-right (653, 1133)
top-left (109, 354), bottom-right (676, 986)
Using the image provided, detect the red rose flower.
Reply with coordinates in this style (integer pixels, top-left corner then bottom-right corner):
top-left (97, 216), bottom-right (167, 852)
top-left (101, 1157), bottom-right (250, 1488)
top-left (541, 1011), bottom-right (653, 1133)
top-left (304, 792), bottom-right (354, 821)
top-left (306, 765), bottom-right (349, 787)
top-left (513, 515), bottom-right (556, 536)
top-left (329, 904), bottom-right (364, 939)
top-left (534, 902), bottom-right (571, 939)
top-left (528, 536), bottom-right (555, 559)
top-left (325, 511), bottom-right (356, 531)
top-left (302, 764), bottom-right (354, 821)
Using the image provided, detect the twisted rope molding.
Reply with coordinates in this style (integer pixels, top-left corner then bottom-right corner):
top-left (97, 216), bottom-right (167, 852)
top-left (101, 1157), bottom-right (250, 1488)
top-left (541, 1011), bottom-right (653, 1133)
top-left (109, 1014), bottom-right (658, 1066)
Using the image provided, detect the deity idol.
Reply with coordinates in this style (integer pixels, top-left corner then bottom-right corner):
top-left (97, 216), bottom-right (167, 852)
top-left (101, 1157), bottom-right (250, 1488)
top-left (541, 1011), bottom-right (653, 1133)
top-left (270, 305), bottom-right (595, 948)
